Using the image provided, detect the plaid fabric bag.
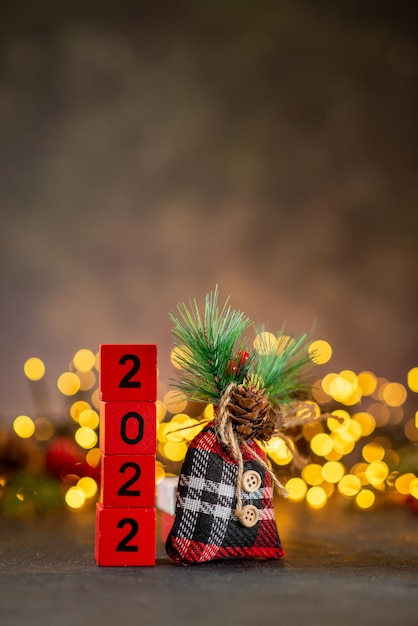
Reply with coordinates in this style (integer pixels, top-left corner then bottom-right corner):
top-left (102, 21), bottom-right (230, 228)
top-left (166, 421), bottom-right (284, 564)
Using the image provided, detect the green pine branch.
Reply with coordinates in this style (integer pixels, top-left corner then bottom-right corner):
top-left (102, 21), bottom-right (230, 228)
top-left (248, 330), bottom-right (312, 404)
top-left (169, 287), bottom-right (313, 407)
top-left (169, 286), bottom-right (253, 404)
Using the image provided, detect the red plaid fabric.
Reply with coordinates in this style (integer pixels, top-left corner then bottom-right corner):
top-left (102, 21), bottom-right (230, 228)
top-left (166, 421), bottom-right (284, 564)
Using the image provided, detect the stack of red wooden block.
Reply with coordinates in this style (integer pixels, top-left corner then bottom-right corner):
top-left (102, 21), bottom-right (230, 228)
top-left (95, 344), bottom-right (157, 566)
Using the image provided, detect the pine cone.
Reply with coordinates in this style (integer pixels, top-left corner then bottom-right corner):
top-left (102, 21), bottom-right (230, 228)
top-left (227, 383), bottom-right (279, 441)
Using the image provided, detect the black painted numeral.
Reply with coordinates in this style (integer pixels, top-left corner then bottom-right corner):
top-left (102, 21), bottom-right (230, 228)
top-left (117, 462), bottom-right (141, 497)
top-left (119, 354), bottom-right (141, 388)
top-left (120, 411), bottom-right (144, 445)
top-left (116, 518), bottom-right (139, 552)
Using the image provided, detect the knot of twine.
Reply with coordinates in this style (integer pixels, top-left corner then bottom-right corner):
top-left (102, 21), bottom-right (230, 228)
top-left (216, 382), bottom-right (288, 524)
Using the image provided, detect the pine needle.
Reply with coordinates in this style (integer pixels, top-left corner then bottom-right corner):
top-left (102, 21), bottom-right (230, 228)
top-left (169, 286), bottom-right (253, 404)
top-left (169, 287), bottom-right (312, 408)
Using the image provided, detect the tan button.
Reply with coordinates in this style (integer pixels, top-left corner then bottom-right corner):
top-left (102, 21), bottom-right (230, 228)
top-left (241, 470), bottom-right (262, 493)
top-left (239, 505), bottom-right (259, 528)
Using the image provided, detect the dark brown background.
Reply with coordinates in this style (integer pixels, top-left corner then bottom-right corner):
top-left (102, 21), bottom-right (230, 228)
top-left (1, 0), bottom-right (417, 417)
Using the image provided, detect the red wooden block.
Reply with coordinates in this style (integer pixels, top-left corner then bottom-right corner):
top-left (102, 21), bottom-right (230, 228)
top-left (99, 401), bottom-right (156, 455)
top-left (101, 454), bottom-right (156, 508)
top-left (99, 344), bottom-right (157, 401)
top-left (95, 503), bottom-right (156, 566)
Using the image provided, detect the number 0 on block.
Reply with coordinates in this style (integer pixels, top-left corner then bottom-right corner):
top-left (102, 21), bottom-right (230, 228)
top-left (99, 344), bottom-right (157, 401)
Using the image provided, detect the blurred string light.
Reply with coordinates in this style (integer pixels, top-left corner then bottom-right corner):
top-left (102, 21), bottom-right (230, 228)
top-left (13, 415), bottom-right (35, 438)
top-left (24, 357), bottom-right (46, 381)
top-left (5, 340), bottom-right (418, 516)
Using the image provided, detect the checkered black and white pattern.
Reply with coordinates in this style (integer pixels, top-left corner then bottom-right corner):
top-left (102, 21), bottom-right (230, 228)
top-left (166, 422), bottom-right (284, 564)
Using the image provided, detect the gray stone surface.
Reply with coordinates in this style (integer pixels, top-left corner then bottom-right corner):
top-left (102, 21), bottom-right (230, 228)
top-left (1, 501), bottom-right (417, 626)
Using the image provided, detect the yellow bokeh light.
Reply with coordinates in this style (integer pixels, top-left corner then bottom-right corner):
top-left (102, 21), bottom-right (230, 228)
top-left (78, 409), bottom-right (100, 429)
top-left (404, 418), bottom-right (418, 442)
top-left (381, 382), bottom-right (407, 407)
top-left (70, 400), bottom-right (91, 422)
top-left (167, 414), bottom-right (203, 442)
top-left (322, 461), bottom-right (345, 484)
top-left (409, 478), bottom-right (418, 499)
top-left (94, 351), bottom-right (100, 371)
top-left (324, 448), bottom-right (343, 461)
top-left (351, 462), bottom-right (370, 485)
top-left (73, 348), bottom-right (96, 373)
top-left (86, 448), bottom-right (101, 468)
top-left (159, 421), bottom-right (183, 443)
top-left (171, 413), bottom-right (190, 425)
top-left (356, 489), bottom-right (375, 509)
top-left (65, 487), bottom-right (86, 509)
top-left (321, 373), bottom-right (338, 396)
top-left (163, 441), bottom-right (188, 462)
top-left (353, 412), bottom-right (376, 436)
top-left (328, 374), bottom-right (351, 400)
top-left (362, 442), bottom-right (385, 463)
top-left (182, 419), bottom-right (204, 442)
top-left (57, 372), bottom-right (80, 396)
top-left (253, 331), bottom-right (278, 354)
top-left (23, 357), bottom-right (45, 381)
top-left (157, 422), bottom-right (169, 443)
top-left (336, 370), bottom-right (362, 405)
top-left (269, 439), bottom-right (293, 465)
top-left (347, 419), bottom-right (362, 442)
top-left (286, 477), bottom-right (307, 502)
top-left (357, 371), bottom-right (377, 396)
top-left (170, 345), bottom-right (192, 369)
top-left (395, 473), bottom-right (416, 494)
top-left (338, 474), bottom-right (361, 497)
top-left (308, 339), bottom-right (332, 364)
top-left (407, 367), bottom-right (418, 393)
top-left (310, 433), bottom-right (334, 457)
top-left (365, 461), bottom-right (389, 486)
top-left (75, 427), bottom-right (98, 449)
top-left (13, 415), bottom-right (35, 439)
top-left (77, 476), bottom-right (98, 499)
top-left (155, 461), bottom-right (166, 484)
top-left (327, 410), bottom-right (350, 433)
top-left (302, 463), bottom-right (323, 486)
top-left (306, 486), bottom-right (327, 509)
top-left (341, 391), bottom-right (362, 406)
top-left (204, 403), bottom-right (215, 420)
top-left (331, 431), bottom-right (355, 456)
top-left (163, 390), bottom-right (188, 414)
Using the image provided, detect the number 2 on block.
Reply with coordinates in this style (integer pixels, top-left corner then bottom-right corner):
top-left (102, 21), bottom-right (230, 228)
top-left (116, 518), bottom-right (139, 552)
top-left (99, 345), bottom-right (156, 401)
top-left (119, 354), bottom-right (141, 388)
top-left (117, 462), bottom-right (141, 497)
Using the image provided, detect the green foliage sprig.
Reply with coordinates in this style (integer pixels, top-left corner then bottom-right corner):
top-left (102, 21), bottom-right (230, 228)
top-left (250, 330), bottom-right (312, 404)
top-left (169, 286), bottom-right (312, 407)
top-left (169, 286), bottom-right (253, 403)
